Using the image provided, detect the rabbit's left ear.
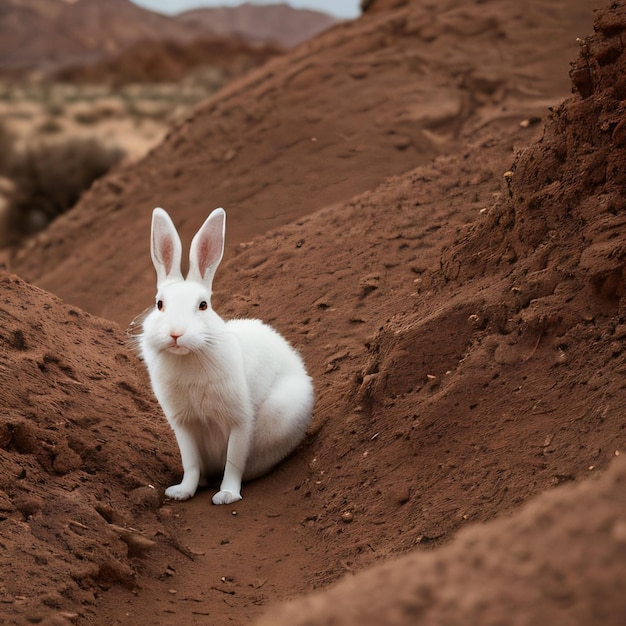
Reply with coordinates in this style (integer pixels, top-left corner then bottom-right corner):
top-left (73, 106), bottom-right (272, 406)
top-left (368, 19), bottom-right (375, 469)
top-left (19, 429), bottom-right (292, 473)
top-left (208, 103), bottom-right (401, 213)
top-left (151, 207), bottom-right (183, 288)
top-left (188, 208), bottom-right (225, 288)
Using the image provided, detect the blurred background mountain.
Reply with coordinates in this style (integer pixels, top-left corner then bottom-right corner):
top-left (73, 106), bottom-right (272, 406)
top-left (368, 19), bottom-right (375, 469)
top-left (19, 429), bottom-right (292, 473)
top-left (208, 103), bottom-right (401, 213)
top-left (0, 0), bottom-right (337, 78)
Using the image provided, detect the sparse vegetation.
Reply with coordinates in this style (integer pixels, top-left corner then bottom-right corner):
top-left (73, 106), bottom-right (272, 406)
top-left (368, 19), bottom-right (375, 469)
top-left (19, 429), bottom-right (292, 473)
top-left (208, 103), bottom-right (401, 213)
top-left (0, 120), bottom-right (13, 173)
top-left (37, 118), bottom-right (64, 134)
top-left (0, 123), bottom-right (124, 243)
top-left (0, 77), bottom-right (221, 246)
top-left (73, 110), bottom-right (100, 125)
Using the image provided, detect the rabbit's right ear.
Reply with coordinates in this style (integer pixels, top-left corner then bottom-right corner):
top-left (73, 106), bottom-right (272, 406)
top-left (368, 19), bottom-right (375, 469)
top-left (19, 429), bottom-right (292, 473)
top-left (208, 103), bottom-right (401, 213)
top-left (151, 208), bottom-right (183, 287)
top-left (187, 208), bottom-right (225, 288)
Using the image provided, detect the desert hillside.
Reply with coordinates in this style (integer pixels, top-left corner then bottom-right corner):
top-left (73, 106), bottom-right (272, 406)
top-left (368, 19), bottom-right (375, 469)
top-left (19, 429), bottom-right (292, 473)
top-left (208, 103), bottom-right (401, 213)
top-left (176, 2), bottom-right (337, 48)
top-left (11, 0), bottom-right (602, 326)
top-left (2, 1), bottom-right (626, 625)
top-left (0, 0), bottom-right (192, 76)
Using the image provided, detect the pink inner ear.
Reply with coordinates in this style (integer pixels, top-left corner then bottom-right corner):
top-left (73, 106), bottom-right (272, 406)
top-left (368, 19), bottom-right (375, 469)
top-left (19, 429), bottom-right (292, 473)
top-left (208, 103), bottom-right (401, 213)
top-left (161, 235), bottom-right (174, 276)
top-left (197, 238), bottom-right (214, 279)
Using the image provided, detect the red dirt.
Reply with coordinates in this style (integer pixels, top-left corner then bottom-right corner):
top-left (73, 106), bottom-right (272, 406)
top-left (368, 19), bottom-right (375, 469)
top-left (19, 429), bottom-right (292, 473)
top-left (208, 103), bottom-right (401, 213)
top-left (259, 456), bottom-right (626, 625)
top-left (2, 1), bottom-right (626, 625)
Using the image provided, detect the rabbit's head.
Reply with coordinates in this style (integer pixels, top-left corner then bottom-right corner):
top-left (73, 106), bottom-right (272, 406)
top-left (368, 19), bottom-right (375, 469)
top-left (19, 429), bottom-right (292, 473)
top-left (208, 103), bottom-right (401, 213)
top-left (141, 207), bottom-right (226, 357)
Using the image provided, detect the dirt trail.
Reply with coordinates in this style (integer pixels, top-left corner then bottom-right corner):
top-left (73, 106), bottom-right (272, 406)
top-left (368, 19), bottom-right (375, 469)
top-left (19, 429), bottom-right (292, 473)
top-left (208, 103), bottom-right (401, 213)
top-left (91, 117), bottom-right (545, 625)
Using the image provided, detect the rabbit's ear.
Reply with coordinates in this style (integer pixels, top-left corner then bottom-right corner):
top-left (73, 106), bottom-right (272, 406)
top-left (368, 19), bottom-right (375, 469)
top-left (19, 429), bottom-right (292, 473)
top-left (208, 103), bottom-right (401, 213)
top-left (188, 208), bottom-right (225, 287)
top-left (151, 207), bottom-right (183, 287)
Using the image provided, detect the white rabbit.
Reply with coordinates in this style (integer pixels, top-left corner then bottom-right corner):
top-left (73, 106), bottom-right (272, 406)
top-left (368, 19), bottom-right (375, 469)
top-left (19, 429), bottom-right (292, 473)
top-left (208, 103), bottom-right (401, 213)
top-left (138, 207), bottom-right (314, 505)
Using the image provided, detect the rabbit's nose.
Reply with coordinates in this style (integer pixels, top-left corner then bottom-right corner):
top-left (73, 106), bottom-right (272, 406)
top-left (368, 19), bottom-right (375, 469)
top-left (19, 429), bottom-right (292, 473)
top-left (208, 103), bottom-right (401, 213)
top-left (170, 332), bottom-right (183, 343)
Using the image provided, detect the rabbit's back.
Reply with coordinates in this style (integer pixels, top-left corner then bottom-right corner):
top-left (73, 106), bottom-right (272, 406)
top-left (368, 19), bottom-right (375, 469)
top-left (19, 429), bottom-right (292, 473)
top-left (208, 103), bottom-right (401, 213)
top-left (226, 318), bottom-right (308, 385)
top-left (226, 318), bottom-right (314, 478)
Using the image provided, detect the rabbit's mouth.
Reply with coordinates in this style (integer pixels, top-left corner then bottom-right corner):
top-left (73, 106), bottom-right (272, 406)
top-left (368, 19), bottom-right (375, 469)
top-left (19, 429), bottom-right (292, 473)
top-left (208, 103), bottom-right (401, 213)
top-left (166, 342), bottom-right (190, 355)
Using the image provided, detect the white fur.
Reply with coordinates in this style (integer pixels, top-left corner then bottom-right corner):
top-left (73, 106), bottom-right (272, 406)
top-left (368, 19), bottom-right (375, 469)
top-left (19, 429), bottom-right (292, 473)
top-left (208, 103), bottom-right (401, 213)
top-left (139, 207), bottom-right (314, 504)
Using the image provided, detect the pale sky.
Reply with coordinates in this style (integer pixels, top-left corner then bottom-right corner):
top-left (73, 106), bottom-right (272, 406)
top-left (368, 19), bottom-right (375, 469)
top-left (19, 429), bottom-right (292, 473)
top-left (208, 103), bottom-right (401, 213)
top-left (130, 0), bottom-right (361, 20)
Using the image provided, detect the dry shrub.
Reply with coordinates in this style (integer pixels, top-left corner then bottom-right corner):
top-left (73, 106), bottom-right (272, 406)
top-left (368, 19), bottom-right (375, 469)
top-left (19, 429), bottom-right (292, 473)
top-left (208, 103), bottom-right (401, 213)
top-left (0, 127), bottom-right (124, 244)
top-left (0, 121), bottom-right (13, 174)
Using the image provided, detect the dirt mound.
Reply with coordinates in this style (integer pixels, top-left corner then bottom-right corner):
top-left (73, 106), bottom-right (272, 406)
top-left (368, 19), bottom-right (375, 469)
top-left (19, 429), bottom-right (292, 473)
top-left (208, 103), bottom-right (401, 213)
top-left (10, 0), bottom-right (602, 326)
top-left (258, 456), bottom-right (626, 625)
top-left (52, 36), bottom-right (282, 86)
top-left (202, 109), bottom-right (625, 579)
top-left (0, 271), bottom-right (182, 624)
top-left (442, 0), bottom-right (626, 300)
top-left (431, 0), bottom-right (626, 362)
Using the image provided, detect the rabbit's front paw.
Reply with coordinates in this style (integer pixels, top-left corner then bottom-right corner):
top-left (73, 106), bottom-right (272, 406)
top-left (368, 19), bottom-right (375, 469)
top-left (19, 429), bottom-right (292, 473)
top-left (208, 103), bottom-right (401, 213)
top-left (212, 490), bottom-right (242, 505)
top-left (165, 484), bottom-right (195, 500)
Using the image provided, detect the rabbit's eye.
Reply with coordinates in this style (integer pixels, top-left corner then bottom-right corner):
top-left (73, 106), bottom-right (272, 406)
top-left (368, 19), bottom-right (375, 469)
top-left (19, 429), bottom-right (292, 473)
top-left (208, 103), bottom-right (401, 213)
top-left (157, 300), bottom-right (164, 311)
top-left (198, 301), bottom-right (208, 311)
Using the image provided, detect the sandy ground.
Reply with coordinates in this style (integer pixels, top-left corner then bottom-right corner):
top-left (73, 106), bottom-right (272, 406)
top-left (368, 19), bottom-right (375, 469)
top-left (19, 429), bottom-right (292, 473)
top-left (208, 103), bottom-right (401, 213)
top-left (1, 1), bottom-right (625, 625)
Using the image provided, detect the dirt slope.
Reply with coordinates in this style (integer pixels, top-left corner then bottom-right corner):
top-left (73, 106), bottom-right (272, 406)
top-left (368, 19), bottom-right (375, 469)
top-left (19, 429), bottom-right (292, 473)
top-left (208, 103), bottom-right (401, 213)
top-left (0, 272), bottom-right (181, 624)
top-left (2, 1), bottom-right (626, 626)
top-left (259, 456), bottom-right (626, 626)
top-left (10, 0), bottom-right (601, 326)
